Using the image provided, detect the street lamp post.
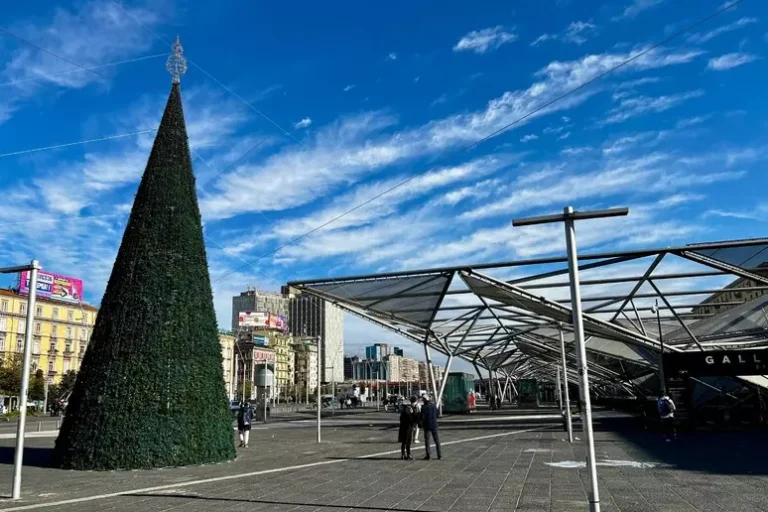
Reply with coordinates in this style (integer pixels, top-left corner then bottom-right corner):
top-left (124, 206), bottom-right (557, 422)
top-left (558, 323), bottom-right (574, 443)
top-left (3, 260), bottom-right (41, 500)
top-left (316, 336), bottom-right (322, 443)
top-left (514, 206), bottom-right (628, 512)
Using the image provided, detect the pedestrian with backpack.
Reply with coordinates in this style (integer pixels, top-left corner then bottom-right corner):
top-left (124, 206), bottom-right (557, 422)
top-left (237, 401), bottom-right (254, 448)
top-left (658, 393), bottom-right (676, 442)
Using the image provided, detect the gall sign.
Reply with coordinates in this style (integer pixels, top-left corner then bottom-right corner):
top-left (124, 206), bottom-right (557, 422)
top-left (663, 349), bottom-right (768, 377)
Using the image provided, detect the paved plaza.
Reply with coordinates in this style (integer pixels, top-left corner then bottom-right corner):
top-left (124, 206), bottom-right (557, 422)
top-left (0, 410), bottom-right (767, 512)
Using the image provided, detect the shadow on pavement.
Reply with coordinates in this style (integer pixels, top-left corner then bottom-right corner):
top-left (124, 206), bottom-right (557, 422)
top-left (602, 417), bottom-right (768, 475)
top-left (0, 446), bottom-right (54, 468)
top-left (128, 493), bottom-right (426, 511)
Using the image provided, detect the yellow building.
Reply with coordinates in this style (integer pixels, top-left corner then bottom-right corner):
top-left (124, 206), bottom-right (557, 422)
top-left (0, 289), bottom-right (97, 384)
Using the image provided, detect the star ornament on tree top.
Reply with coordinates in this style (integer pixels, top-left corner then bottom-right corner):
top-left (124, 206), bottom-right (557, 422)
top-left (166, 35), bottom-right (187, 84)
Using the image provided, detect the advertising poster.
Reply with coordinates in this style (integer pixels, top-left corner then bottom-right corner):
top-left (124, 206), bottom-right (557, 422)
top-left (19, 271), bottom-right (83, 304)
top-left (253, 349), bottom-right (275, 362)
top-left (238, 311), bottom-right (288, 332)
top-left (252, 334), bottom-right (269, 346)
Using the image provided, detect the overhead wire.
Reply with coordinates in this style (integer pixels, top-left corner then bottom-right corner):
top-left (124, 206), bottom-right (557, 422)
top-left (212, 0), bottom-right (746, 284)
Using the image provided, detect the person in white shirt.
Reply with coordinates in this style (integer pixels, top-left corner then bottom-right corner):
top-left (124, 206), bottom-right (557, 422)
top-left (410, 396), bottom-right (422, 443)
top-left (657, 393), bottom-right (677, 442)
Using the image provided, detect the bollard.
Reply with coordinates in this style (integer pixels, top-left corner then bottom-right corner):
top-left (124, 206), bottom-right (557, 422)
top-left (56, 420), bottom-right (61, 429)
top-left (37, 422), bottom-right (42, 432)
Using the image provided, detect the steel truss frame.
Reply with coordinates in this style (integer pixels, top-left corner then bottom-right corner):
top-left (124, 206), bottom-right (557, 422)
top-left (288, 238), bottom-right (768, 399)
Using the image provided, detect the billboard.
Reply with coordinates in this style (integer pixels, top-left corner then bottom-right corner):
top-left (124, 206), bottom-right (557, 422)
top-left (19, 271), bottom-right (83, 304)
top-left (237, 311), bottom-right (287, 331)
top-left (253, 349), bottom-right (275, 362)
top-left (252, 334), bottom-right (269, 346)
top-left (664, 349), bottom-right (768, 377)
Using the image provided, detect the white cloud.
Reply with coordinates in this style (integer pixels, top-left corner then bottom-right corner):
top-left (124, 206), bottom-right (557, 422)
top-left (387, 52), bottom-right (397, 61)
top-left (520, 134), bottom-right (539, 142)
top-left (563, 21), bottom-right (598, 45)
top-left (561, 146), bottom-right (592, 156)
top-left (602, 90), bottom-right (704, 125)
top-left (530, 34), bottom-right (556, 47)
top-left (453, 26), bottom-right (517, 54)
top-left (687, 17), bottom-right (758, 44)
top-left (530, 21), bottom-right (597, 46)
top-left (704, 204), bottom-right (768, 222)
top-left (0, 1), bottom-right (163, 124)
top-left (558, 132), bottom-right (571, 140)
top-left (343, 84), bottom-right (356, 92)
top-left (707, 52), bottom-right (758, 71)
top-left (676, 115), bottom-right (711, 128)
top-left (613, 0), bottom-right (664, 21)
top-left (294, 117), bottom-right (312, 129)
top-left (201, 46), bottom-right (704, 222)
top-left (430, 94), bottom-right (448, 107)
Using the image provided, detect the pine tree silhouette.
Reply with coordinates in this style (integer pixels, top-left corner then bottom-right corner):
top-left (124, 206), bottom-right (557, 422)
top-left (52, 83), bottom-right (235, 470)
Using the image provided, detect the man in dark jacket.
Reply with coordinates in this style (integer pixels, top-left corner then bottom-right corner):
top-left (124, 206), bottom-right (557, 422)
top-left (421, 395), bottom-right (442, 460)
top-left (237, 402), bottom-right (254, 448)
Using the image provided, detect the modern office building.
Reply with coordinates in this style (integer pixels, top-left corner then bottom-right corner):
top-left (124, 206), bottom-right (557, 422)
top-left (691, 263), bottom-right (768, 316)
top-left (344, 355), bottom-right (358, 380)
top-left (393, 347), bottom-right (404, 356)
top-left (231, 289), bottom-right (290, 331)
top-left (284, 288), bottom-right (344, 383)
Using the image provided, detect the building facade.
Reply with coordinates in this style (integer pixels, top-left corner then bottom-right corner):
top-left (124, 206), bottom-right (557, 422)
top-left (292, 339), bottom-right (318, 400)
top-left (0, 289), bottom-right (97, 384)
top-left (284, 288), bottom-right (344, 382)
top-left (231, 289), bottom-right (290, 331)
top-left (691, 264), bottom-right (768, 316)
top-left (218, 332), bottom-right (236, 400)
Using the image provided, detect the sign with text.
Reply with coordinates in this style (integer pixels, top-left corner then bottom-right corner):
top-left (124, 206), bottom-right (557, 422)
top-left (253, 334), bottom-right (269, 346)
top-left (664, 349), bottom-right (768, 377)
top-left (20, 271), bottom-right (83, 304)
top-left (253, 349), bottom-right (275, 362)
top-left (237, 311), bottom-right (287, 331)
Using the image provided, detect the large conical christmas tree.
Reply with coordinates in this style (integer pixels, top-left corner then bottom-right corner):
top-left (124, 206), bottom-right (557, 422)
top-left (53, 39), bottom-right (235, 470)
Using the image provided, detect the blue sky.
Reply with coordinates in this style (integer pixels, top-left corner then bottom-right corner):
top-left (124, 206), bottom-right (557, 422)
top-left (0, 0), bottom-right (766, 366)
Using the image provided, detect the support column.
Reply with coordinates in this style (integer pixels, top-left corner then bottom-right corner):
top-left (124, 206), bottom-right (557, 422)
top-left (559, 325), bottom-right (574, 443)
top-left (565, 211), bottom-right (600, 512)
top-left (423, 343), bottom-right (438, 400)
top-left (436, 354), bottom-right (455, 416)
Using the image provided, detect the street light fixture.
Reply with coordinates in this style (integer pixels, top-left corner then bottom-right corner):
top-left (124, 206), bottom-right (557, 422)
top-left (513, 206), bottom-right (629, 512)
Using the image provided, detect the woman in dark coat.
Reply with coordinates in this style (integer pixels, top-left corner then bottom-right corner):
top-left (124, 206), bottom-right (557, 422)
top-left (398, 401), bottom-right (416, 460)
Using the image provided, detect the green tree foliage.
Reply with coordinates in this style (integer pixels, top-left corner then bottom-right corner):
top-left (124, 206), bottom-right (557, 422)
top-left (235, 381), bottom-right (253, 401)
top-left (0, 353), bottom-right (24, 396)
top-left (52, 83), bottom-right (235, 470)
top-left (29, 369), bottom-right (45, 401)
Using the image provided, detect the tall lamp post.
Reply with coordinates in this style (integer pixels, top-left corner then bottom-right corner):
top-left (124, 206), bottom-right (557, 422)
top-left (651, 300), bottom-right (666, 393)
top-left (514, 206), bottom-right (629, 512)
top-left (2, 260), bottom-right (40, 500)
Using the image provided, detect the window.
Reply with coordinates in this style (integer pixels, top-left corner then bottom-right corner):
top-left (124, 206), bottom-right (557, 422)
top-left (0, 333), bottom-right (5, 351)
top-left (52, 308), bottom-right (59, 321)
top-left (49, 340), bottom-right (56, 352)
top-left (66, 326), bottom-right (72, 339)
top-left (48, 360), bottom-right (54, 373)
top-left (65, 342), bottom-right (71, 353)
top-left (36, 305), bottom-right (42, 317)
top-left (63, 360), bottom-right (70, 373)
top-left (51, 325), bottom-right (58, 337)
top-left (18, 319), bottom-right (25, 334)
top-left (19, 303), bottom-right (26, 315)
top-left (67, 310), bottom-right (74, 322)
top-left (0, 300), bottom-right (7, 312)
top-left (34, 322), bottom-right (41, 335)
top-left (31, 359), bottom-right (38, 371)
top-left (16, 336), bottom-right (23, 352)
top-left (33, 338), bottom-right (40, 353)
top-left (81, 328), bottom-right (87, 341)
top-left (0, 316), bottom-right (6, 332)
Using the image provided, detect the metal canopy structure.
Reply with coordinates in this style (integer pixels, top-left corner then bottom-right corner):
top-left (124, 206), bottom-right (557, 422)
top-left (288, 238), bottom-right (768, 398)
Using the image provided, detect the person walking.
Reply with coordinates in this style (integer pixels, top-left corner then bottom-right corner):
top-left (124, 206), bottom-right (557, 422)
top-left (410, 396), bottom-right (422, 444)
top-left (421, 395), bottom-right (442, 460)
top-left (398, 400), bottom-right (416, 460)
top-left (237, 401), bottom-right (254, 448)
top-left (658, 392), bottom-right (677, 442)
